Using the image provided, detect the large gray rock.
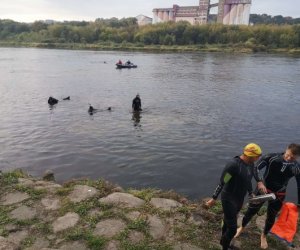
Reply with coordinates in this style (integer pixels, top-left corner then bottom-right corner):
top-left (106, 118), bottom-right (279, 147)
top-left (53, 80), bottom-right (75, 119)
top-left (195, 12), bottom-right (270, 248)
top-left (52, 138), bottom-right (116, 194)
top-left (7, 230), bottom-right (29, 244)
top-left (52, 212), bottom-right (80, 233)
top-left (173, 243), bottom-right (204, 250)
top-left (0, 236), bottom-right (18, 250)
top-left (126, 211), bottom-right (141, 221)
top-left (59, 241), bottom-right (88, 250)
top-left (34, 181), bottom-right (62, 193)
top-left (104, 240), bottom-right (120, 250)
top-left (18, 178), bottom-right (35, 187)
top-left (93, 219), bottom-right (126, 238)
top-left (42, 170), bottom-right (55, 181)
top-left (256, 214), bottom-right (266, 231)
top-left (41, 197), bottom-right (61, 210)
top-left (1, 192), bottom-right (30, 205)
top-left (99, 192), bottom-right (145, 208)
top-left (128, 231), bottom-right (145, 244)
top-left (150, 198), bottom-right (182, 211)
top-left (68, 185), bottom-right (98, 203)
top-left (25, 237), bottom-right (50, 250)
top-left (148, 215), bottom-right (167, 240)
top-left (10, 205), bottom-right (37, 220)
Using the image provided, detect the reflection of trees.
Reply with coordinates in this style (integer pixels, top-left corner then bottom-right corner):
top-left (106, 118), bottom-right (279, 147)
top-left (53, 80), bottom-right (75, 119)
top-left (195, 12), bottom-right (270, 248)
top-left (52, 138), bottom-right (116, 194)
top-left (132, 112), bottom-right (141, 127)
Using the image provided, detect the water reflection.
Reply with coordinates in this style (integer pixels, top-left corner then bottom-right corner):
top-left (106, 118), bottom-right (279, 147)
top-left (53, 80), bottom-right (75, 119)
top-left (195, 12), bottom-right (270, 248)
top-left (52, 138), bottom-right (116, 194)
top-left (132, 111), bottom-right (142, 127)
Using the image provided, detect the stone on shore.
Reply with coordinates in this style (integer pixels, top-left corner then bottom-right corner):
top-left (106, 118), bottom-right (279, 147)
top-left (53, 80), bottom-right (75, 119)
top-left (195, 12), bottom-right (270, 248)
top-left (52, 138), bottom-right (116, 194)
top-left (104, 240), bottom-right (120, 250)
top-left (99, 192), bottom-right (145, 208)
top-left (10, 205), bottom-right (37, 220)
top-left (25, 237), bottom-right (50, 250)
top-left (148, 215), bottom-right (167, 240)
top-left (52, 212), bottom-right (80, 233)
top-left (0, 236), bottom-right (18, 250)
top-left (68, 185), bottom-right (98, 203)
top-left (41, 197), bottom-right (61, 210)
top-left (1, 191), bottom-right (30, 205)
top-left (93, 219), bottom-right (126, 238)
top-left (42, 170), bottom-right (55, 181)
top-left (128, 231), bottom-right (145, 244)
top-left (173, 243), bottom-right (204, 250)
top-left (150, 198), bottom-right (182, 211)
top-left (58, 241), bottom-right (88, 250)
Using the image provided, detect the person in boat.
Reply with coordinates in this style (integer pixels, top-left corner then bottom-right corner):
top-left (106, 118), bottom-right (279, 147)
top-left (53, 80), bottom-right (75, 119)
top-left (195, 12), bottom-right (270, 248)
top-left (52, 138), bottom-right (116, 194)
top-left (118, 59), bottom-right (122, 65)
top-left (132, 94), bottom-right (142, 112)
top-left (126, 60), bottom-right (131, 65)
top-left (234, 143), bottom-right (300, 249)
top-left (48, 96), bottom-right (58, 105)
top-left (205, 143), bottom-right (262, 250)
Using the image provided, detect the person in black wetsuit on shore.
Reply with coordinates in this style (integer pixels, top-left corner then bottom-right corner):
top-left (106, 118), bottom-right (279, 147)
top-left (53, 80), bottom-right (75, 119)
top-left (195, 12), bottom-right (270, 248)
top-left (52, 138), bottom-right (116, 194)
top-left (132, 94), bottom-right (142, 112)
top-left (234, 143), bottom-right (300, 249)
top-left (206, 143), bottom-right (262, 250)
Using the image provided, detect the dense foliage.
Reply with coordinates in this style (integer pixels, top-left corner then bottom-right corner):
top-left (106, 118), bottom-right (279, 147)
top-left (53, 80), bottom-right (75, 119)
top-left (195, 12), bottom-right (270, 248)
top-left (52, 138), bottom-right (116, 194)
top-left (1, 17), bottom-right (300, 49)
top-left (250, 14), bottom-right (300, 25)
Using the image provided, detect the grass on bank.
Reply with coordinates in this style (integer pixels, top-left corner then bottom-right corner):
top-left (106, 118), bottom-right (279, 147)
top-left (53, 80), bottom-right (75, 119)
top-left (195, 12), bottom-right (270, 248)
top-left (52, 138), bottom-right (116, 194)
top-left (1, 41), bottom-right (300, 54)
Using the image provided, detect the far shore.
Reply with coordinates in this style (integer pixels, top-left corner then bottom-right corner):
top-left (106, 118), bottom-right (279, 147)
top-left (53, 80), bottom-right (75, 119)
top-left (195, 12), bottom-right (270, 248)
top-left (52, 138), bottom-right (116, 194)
top-left (1, 42), bottom-right (300, 54)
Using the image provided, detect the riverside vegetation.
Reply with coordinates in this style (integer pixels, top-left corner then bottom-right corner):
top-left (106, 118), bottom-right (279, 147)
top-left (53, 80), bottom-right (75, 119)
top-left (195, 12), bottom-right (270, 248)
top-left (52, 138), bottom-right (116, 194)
top-left (0, 18), bottom-right (300, 53)
top-left (0, 169), bottom-right (299, 250)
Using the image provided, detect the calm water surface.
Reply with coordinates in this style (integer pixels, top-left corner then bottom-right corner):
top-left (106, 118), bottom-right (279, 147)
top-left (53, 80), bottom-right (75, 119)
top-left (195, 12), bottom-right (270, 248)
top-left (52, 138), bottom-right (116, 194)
top-left (0, 48), bottom-right (300, 200)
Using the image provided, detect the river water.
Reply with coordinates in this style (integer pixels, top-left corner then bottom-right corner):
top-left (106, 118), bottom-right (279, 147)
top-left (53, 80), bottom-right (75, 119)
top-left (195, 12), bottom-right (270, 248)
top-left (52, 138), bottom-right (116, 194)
top-left (0, 48), bottom-right (299, 200)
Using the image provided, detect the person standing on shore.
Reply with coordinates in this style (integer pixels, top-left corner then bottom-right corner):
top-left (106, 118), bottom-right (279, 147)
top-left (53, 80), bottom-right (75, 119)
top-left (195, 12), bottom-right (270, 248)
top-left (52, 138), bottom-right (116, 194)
top-left (234, 143), bottom-right (300, 249)
top-left (205, 143), bottom-right (262, 250)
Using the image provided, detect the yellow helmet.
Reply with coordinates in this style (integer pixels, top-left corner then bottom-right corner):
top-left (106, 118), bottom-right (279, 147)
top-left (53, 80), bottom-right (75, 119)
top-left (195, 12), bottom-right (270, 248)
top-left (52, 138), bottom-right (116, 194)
top-left (244, 143), bottom-right (262, 157)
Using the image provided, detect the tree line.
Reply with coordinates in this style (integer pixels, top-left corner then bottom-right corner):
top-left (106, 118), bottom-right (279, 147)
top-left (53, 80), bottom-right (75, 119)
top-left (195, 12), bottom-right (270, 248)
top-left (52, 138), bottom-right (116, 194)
top-left (0, 17), bottom-right (300, 49)
top-left (250, 14), bottom-right (300, 25)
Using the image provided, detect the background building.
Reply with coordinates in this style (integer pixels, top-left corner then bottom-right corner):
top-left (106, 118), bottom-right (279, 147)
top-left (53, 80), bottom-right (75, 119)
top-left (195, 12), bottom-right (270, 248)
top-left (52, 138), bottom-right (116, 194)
top-left (136, 14), bottom-right (153, 26)
top-left (153, 0), bottom-right (252, 25)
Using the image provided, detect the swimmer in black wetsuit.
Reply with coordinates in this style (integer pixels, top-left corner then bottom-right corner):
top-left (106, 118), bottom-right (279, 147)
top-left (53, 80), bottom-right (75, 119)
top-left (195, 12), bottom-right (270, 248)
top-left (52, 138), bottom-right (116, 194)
top-left (48, 96), bottom-right (58, 105)
top-left (206, 143), bottom-right (262, 250)
top-left (235, 143), bottom-right (300, 249)
top-left (132, 94), bottom-right (142, 112)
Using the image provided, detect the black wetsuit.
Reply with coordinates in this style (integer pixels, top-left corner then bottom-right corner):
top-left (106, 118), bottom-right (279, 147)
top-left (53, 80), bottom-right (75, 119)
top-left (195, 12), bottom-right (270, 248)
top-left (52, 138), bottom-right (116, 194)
top-left (242, 153), bottom-right (300, 235)
top-left (48, 97), bottom-right (58, 105)
top-left (132, 97), bottom-right (141, 111)
top-left (212, 156), bottom-right (254, 250)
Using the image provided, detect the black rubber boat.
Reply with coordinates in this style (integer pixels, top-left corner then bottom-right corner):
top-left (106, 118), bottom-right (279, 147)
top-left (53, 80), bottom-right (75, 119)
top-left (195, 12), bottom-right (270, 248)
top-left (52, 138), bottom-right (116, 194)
top-left (116, 63), bottom-right (137, 69)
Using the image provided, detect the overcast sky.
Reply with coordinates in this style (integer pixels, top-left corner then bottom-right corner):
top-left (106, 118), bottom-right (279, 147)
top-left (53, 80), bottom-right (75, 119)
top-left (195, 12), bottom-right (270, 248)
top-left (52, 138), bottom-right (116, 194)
top-left (1, 0), bottom-right (299, 23)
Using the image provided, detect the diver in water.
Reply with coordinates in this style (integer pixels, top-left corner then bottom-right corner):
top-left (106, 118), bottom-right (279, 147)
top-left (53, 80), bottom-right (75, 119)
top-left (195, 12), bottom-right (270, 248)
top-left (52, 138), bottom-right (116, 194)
top-left (63, 96), bottom-right (70, 100)
top-left (88, 105), bottom-right (96, 114)
top-left (132, 94), bottom-right (142, 112)
top-left (48, 96), bottom-right (59, 105)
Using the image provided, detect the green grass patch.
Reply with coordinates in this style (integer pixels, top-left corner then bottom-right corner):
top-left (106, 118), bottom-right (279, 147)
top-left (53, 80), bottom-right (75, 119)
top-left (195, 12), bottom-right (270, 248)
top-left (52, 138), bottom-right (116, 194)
top-left (128, 219), bottom-right (149, 233)
top-left (85, 234), bottom-right (107, 250)
top-left (0, 206), bottom-right (12, 225)
top-left (20, 236), bottom-right (36, 248)
top-left (207, 200), bottom-right (223, 214)
top-left (55, 187), bottom-right (73, 196)
top-left (15, 185), bottom-right (46, 200)
top-left (127, 189), bottom-right (160, 202)
top-left (14, 218), bottom-right (39, 226)
top-left (0, 169), bottom-right (26, 186)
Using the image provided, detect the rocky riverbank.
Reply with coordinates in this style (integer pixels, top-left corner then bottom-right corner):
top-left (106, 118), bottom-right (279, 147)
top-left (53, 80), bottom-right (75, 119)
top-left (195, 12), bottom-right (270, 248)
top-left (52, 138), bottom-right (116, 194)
top-left (0, 170), bottom-right (298, 250)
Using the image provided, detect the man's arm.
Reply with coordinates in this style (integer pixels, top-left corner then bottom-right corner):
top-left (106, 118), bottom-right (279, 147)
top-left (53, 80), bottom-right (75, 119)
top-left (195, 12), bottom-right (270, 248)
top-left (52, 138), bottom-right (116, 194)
top-left (206, 161), bottom-right (236, 207)
top-left (253, 154), bottom-right (273, 194)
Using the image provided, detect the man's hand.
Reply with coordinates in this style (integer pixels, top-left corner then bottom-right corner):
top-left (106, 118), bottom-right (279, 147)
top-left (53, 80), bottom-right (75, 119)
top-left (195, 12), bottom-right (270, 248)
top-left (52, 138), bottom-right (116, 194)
top-left (257, 181), bottom-right (267, 194)
top-left (205, 198), bottom-right (216, 208)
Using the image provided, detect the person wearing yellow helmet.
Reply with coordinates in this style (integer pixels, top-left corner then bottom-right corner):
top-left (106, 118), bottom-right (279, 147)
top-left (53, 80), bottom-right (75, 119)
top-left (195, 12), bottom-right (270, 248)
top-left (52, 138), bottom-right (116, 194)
top-left (205, 143), bottom-right (262, 250)
top-left (235, 143), bottom-right (300, 249)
